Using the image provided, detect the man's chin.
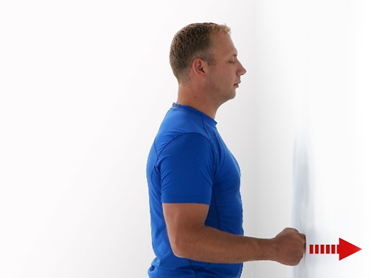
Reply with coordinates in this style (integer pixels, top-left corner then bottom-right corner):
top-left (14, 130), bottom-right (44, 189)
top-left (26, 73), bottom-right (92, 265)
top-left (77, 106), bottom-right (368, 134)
top-left (230, 90), bottom-right (237, 99)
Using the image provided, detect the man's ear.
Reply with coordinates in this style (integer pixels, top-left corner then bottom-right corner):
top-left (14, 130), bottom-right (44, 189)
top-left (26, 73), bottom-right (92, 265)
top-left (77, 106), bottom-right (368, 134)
top-left (191, 58), bottom-right (207, 78)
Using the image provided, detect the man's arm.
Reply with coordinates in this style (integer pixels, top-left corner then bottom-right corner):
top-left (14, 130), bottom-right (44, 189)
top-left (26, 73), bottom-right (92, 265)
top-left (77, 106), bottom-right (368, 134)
top-left (163, 203), bottom-right (306, 266)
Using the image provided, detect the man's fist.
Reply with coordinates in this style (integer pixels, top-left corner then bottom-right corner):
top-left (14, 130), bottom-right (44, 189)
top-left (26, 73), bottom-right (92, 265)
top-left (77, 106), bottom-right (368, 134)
top-left (272, 228), bottom-right (306, 266)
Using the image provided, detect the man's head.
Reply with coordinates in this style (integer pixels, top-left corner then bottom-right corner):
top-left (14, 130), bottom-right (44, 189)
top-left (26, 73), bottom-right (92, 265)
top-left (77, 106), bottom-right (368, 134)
top-left (171, 22), bottom-right (246, 113)
top-left (169, 22), bottom-right (231, 83)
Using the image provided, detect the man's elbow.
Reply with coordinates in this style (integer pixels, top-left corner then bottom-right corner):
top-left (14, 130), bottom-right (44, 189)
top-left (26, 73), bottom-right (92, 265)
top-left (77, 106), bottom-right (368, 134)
top-left (171, 245), bottom-right (186, 258)
top-left (169, 235), bottom-right (194, 259)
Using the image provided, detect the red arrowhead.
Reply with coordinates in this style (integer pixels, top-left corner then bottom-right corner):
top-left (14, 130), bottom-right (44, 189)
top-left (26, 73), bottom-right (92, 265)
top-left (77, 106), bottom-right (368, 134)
top-left (339, 238), bottom-right (361, 260)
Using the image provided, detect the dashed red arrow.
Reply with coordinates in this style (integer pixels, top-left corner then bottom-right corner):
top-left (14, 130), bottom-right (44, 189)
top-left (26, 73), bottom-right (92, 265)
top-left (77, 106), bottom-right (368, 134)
top-left (309, 238), bottom-right (361, 260)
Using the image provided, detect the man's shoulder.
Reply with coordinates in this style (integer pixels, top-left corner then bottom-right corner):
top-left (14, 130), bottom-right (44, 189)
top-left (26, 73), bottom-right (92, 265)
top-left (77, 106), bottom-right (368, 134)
top-left (158, 107), bottom-right (210, 137)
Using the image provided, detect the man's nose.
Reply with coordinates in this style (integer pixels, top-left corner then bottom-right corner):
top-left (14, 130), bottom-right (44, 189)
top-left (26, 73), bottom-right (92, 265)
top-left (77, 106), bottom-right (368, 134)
top-left (237, 59), bottom-right (247, 76)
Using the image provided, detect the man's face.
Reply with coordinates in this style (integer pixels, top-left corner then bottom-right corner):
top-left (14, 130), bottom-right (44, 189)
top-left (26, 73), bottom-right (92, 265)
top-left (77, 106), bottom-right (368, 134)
top-left (206, 32), bottom-right (247, 105)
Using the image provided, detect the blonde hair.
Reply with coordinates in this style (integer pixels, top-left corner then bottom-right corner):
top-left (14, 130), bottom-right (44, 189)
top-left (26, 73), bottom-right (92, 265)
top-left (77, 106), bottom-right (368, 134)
top-left (169, 22), bottom-right (231, 82)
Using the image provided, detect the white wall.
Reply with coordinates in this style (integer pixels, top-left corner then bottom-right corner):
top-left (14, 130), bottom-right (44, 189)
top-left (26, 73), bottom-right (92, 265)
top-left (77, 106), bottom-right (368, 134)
top-left (292, 1), bottom-right (379, 277)
top-left (1, 1), bottom-right (377, 278)
top-left (254, 1), bottom-right (379, 278)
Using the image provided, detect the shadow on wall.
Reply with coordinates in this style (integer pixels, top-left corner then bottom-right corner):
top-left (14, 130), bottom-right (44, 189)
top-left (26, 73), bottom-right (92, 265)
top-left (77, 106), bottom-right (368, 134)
top-left (292, 118), bottom-right (315, 278)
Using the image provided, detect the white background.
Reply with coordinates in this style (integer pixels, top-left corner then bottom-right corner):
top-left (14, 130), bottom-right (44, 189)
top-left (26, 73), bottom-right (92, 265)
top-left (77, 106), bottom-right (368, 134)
top-left (0, 1), bottom-right (378, 277)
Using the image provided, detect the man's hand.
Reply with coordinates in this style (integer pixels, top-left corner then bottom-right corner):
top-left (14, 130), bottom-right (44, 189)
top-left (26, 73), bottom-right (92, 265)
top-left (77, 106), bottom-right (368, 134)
top-left (271, 228), bottom-right (306, 266)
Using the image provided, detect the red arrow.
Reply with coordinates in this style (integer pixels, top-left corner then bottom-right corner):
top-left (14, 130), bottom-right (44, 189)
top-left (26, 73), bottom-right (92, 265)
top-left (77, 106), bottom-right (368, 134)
top-left (338, 238), bottom-right (362, 260)
top-left (309, 238), bottom-right (361, 260)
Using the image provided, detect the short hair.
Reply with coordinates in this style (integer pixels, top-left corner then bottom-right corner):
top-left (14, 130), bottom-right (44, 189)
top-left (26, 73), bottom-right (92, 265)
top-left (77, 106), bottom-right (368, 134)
top-left (169, 22), bottom-right (231, 83)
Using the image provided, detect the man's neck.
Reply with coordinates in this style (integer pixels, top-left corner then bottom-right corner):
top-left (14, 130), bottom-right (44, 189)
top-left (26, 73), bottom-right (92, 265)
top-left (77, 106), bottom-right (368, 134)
top-left (176, 85), bottom-right (219, 119)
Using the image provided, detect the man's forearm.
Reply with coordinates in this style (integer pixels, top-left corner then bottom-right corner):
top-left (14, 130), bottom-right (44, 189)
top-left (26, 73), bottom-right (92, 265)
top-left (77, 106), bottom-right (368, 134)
top-left (170, 225), bottom-right (305, 266)
top-left (170, 224), bottom-right (274, 264)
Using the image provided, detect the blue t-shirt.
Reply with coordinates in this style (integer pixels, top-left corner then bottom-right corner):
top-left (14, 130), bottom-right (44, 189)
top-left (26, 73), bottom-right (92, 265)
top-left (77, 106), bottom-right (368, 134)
top-left (146, 103), bottom-right (243, 277)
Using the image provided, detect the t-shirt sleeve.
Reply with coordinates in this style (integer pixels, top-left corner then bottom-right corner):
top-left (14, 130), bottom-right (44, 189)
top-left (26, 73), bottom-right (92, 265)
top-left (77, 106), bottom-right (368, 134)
top-left (158, 133), bottom-right (215, 205)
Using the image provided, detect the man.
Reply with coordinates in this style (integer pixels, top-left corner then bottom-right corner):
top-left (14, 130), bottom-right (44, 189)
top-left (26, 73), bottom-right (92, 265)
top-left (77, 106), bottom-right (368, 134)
top-left (146, 22), bottom-right (305, 277)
